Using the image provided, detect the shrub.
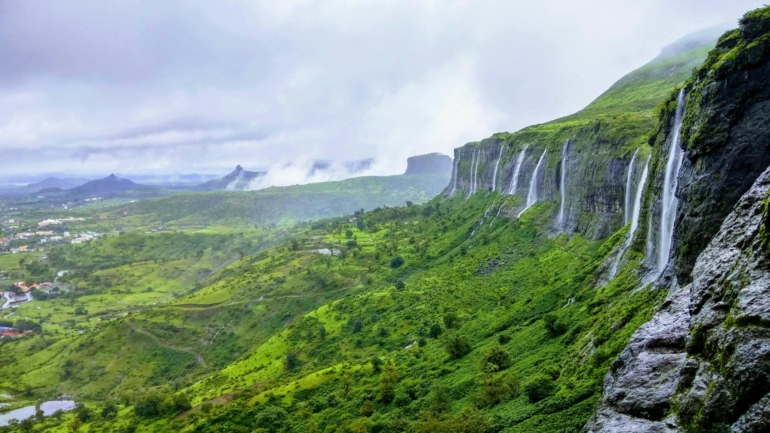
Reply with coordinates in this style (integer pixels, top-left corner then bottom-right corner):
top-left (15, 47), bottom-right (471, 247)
top-left (497, 334), bottom-right (511, 344)
top-left (479, 346), bottom-right (513, 372)
top-left (543, 313), bottom-right (567, 336)
top-left (524, 374), bottom-right (557, 402)
top-left (360, 400), bottom-right (375, 417)
top-left (394, 280), bottom-right (405, 291)
top-left (445, 333), bottom-right (472, 359)
top-left (390, 256), bottom-right (405, 269)
top-left (477, 373), bottom-right (520, 407)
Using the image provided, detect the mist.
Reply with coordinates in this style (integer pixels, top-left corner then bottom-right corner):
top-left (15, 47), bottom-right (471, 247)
top-left (0, 0), bottom-right (765, 183)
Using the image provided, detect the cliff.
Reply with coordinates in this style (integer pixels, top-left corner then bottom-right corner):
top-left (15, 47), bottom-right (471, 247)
top-left (445, 31), bottom-right (718, 241)
top-left (587, 8), bottom-right (770, 432)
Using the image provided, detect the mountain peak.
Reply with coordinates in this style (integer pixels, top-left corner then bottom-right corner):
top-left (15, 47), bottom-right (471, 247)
top-left (235, 165), bottom-right (243, 172)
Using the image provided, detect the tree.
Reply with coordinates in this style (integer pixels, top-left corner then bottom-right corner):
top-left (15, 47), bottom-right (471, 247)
top-left (101, 402), bottom-right (118, 419)
top-left (443, 312), bottom-right (459, 329)
top-left (134, 393), bottom-right (165, 418)
top-left (284, 352), bottom-right (300, 371)
top-left (479, 346), bottom-right (513, 372)
top-left (74, 306), bottom-right (88, 315)
top-left (394, 280), bottom-right (405, 291)
top-left (406, 201), bottom-right (414, 207)
top-left (370, 356), bottom-right (384, 373)
top-left (390, 256), bottom-right (404, 269)
top-left (429, 324), bottom-right (443, 339)
top-left (345, 230), bottom-right (354, 238)
top-left (444, 333), bottom-right (472, 359)
top-left (350, 318), bottom-right (363, 334)
top-left (379, 364), bottom-right (398, 403)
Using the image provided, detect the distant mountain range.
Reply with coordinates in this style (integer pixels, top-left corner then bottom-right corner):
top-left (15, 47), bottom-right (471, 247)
top-left (0, 154), bottom-right (454, 199)
top-left (67, 174), bottom-right (149, 197)
top-left (194, 165), bottom-right (266, 191)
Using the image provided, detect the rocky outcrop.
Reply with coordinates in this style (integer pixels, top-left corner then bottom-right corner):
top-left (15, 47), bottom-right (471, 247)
top-left (671, 13), bottom-right (770, 282)
top-left (587, 10), bottom-right (770, 431)
top-left (404, 153), bottom-right (453, 176)
top-left (585, 166), bottom-right (770, 433)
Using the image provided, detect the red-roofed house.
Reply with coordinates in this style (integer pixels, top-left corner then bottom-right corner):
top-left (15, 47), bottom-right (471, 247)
top-left (13, 282), bottom-right (39, 293)
top-left (0, 329), bottom-right (32, 338)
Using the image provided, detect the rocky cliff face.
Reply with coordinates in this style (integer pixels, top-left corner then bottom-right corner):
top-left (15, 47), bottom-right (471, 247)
top-left (448, 127), bottom-right (644, 240)
top-left (587, 9), bottom-right (770, 432)
top-left (585, 167), bottom-right (770, 433)
top-left (404, 152), bottom-right (453, 176)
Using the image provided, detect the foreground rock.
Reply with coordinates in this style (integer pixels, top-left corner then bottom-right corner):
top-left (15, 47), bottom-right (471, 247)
top-left (585, 167), bottom-right (770, 432)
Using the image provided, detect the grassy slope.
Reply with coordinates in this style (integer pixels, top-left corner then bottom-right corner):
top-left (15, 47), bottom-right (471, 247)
top-left (0, 37), bottom-right (716, 433)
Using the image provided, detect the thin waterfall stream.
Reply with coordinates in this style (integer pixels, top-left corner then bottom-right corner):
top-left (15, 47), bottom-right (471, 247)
top-left (508, 145), bottom-right (528, 194)
top-left (518, 150), bottom-right (547, 217)
top-left (491, 144), bottom-right (503, 192)
top-left (657, 89), bottom-right (687, 274)
top-left (556, 141), bottom-right (569, 230)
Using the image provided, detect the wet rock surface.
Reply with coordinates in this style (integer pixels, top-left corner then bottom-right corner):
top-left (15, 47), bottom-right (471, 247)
top-left (585, 168), bottom-right (770, 432)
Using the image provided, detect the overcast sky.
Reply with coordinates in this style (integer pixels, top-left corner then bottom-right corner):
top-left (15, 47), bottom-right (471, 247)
top-left (0, 0), bottom-right (765, 183)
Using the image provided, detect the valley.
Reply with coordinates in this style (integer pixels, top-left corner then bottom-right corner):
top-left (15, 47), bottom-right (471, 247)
top-left (1, 5), bottom-right (770, 433)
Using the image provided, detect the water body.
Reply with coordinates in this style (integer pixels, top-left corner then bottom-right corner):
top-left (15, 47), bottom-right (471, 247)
top-left (556, 141), bottom-right (570, 229)
top-left (508, 145), bottom-right (528, 194)
top-left (518, 150), bottom-right (547, 217)
top-left (625, 149), bottom-right (639, 224)
top-left (491, 144), bottom-right (504, 192)
top-left (658, 89), bottom-right (687, 274)
top-left (0, 401), bottom-right (76, 426)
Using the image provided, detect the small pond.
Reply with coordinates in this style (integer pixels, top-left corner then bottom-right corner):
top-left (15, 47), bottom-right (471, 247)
top-left (0, 400), bottom-right (76, 426)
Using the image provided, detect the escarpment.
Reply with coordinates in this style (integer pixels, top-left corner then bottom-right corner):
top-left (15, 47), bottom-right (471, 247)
top-left (586, 8), bottom-right (770, 432)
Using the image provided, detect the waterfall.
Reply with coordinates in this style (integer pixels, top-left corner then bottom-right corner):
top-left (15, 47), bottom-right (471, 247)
top-left (450, 153), bottom-right (461, 195)
top-left (518, 149), bottom-right (547, 217)
top-left (657, 89), bottom-right (687, 274)
top-left (630, 157), bottom-right (649, 237)
top-left (491, 144), bottom-right (504, 192)
top-left (608, 155), bottom-right (650, 279)
top-left (624, 149), bottom-right (639, 224)
top-left (507, 145), bottom-right (528, 194)
top-left (556, 141), bottom-right (569, 229)
top-left (467, 150), bottom-right (477, 198)
top-left (473, 149), bottom-right (481, 194)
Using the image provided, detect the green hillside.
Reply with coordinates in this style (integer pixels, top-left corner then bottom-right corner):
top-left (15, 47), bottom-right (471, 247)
top-left (0, 20), bottom-right (742, 433)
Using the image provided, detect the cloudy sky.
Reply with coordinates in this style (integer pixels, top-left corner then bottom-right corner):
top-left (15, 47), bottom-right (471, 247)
top-left (0, 0), bottom-right (764, 183)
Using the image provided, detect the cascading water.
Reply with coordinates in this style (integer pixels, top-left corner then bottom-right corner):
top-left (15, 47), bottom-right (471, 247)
top-left (608, 155), bottom-right (650, 279)
top-left (467, 150), bottom-right (477, 198)
top-left (624, 149), bottom-right (639, 224)
top-left (450, 153), bottom-right (461, 195)
top-left (657, 89), bottom-right (687, 274)
top-left (556, 141), bottom-right (569, 229)
top-left (630, 157), bottom-right (649, 237)
top-left (518, 150), bottom-right (547, 217)
top-left (508, 145), bottom-right (528, 194)
top-left (491, 144), bottom-right (504, 192)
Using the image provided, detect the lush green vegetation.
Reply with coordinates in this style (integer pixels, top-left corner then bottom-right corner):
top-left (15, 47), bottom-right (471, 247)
top-left (0, 19), bottom-right (733, 433)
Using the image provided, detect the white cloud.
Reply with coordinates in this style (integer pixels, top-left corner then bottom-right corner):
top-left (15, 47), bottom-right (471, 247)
top-left (0, 0), bottom-right (765, 181)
